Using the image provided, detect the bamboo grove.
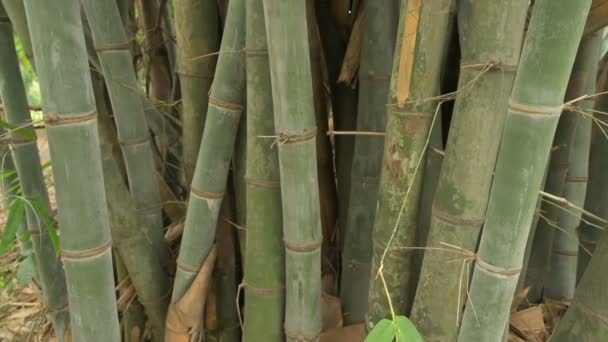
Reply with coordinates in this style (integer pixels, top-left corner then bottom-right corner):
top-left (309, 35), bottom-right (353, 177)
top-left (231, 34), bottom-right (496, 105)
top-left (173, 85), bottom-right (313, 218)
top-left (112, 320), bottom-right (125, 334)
top-left (2, 0), bottom-right (608, 341)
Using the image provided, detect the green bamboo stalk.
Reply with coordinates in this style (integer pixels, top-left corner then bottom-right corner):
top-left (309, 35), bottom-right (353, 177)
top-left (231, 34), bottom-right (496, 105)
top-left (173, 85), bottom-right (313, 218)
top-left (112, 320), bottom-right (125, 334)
top-left (175, 0), bottom-right (220, 185)
top-left (213, 191), bottom-right (241, 342)
top-left (1, 0), bottom-right (33, 67)
top-left (0, 7), bottom-right (70, 338)
top-left (314, 0), bottom-right (359, 257)
top-left (367, 0), bottom-right (453, 326)
top-left (544, 33), bottom-right (600, 301)
top-left (263, 0), bottom-right (322, 339)
top-left (81, 0), bottom-right (169, 268)
top-left (91, 72), bottom-right (170, 340)
top-left (114, 252), bottom-right (146, 342)
top-left (576, 56), bottom-right (608, 279)
top-left (524, 34), bottom-right (601, 302)
top-left (457, 0), bottom-right (592, 340)
top-left (339, 0), bottom-right (398, 325)
top-left (23, 0), bottom-right (121, 340)
top-left (549, 223), bottom-right (608, 341)
top-left (136, 0), bottom-right (172, 102)
top-left (171, 0), bottom-right (245, 304)
top-left (242, 0), bottom-right (285, 339)
top-left (410, 1), bottom-right (529, 339)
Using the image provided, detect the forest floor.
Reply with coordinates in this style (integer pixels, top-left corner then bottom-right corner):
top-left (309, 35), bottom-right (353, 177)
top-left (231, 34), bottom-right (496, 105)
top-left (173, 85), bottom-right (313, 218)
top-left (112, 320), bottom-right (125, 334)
top-left (0, 131), bottom-right (570, 342)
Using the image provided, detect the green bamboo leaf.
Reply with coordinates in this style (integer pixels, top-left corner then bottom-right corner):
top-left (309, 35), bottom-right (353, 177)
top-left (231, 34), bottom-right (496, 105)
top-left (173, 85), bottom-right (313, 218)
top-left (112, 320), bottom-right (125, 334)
top-left (19, 230), bottom-right (31, 243)
top-left (0, 169), bottom-right (16, 181)
top-left (0, 198), bottom-right (25, 255)
top-left (0, 119), bottom-right (36, 141)
top-left (366, 319), bottom-right (397, 342)
top-left (30, 200), bottom-right (60, 254)
top-left (41, 160), bottom-right (51, 169)
top-left (394, 316), bottom-right (423, 342)
top-left (16, 254), bottom-right (35, 285)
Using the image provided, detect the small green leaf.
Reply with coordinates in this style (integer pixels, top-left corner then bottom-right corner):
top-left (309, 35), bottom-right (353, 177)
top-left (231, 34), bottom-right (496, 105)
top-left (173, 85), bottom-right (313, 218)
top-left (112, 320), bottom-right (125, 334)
top-left (0, 169), bottom-right (16, 181)
top-left (30, 201), bottom-right (60, 254)
top-left (366, 319), bottom-right (397, 342)
top-left (0, 199), bottom-right (25, 255)
top-left (16, 255), bottom-right (35, 286)
top-left (394, 316), bottom-right (423, 342)
top-left (0, 120), bottom-right (36, 141)
top-left (19, 230), bottom-right (31, 243)
top-left (41, 160), bottom-right (51, 170)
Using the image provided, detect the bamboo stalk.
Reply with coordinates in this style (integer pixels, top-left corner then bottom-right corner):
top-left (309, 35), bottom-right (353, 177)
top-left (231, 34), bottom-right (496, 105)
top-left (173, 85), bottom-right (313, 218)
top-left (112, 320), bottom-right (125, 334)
top-left (339, 0), bottom-right (399, 325)
top-left (175, 0), bottom-right (220, 185)
top-left (263, 0), bottom-right (323, 339)
top-left (410, 1), bottom-right (529, 339)
top-left (91, 72), bottom-right (170, 340)
top-left (550, 212), bottom-right (608, 341)
top-left (81, 0), bottom-right (169, 270)
top-left (545, 33), bottom-right (600, 301)
top-left (1, 0), bottom-right (33, 67)
top-left (0, 6), bottom-right (70, 338)
top-left (367, 0), bottom-right (453, 326)
top-left (170, 0), bottom-right (245, 307)
top-left (242, 0), bottom-right (285, 340)
top-left (524, 31), bottom-right (601, 302)
top-left (23, 0), bottom-right (121, 340)
top-left (136, 0), bottom-right (172, 102)
top-left (457, 0), bottom-right (592, 340)
top-left (576, 51), bottom-right (608, 278)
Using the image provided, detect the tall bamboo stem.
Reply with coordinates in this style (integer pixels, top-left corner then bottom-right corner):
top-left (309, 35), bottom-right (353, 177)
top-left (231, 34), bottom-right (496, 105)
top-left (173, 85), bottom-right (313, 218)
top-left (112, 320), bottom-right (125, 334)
top-left (524, 33), bottom-right (601, 301)
top-left (81, 0), bottom-right (169, 268)
top-left (410, 1), bottom-right (528, 339)
top-left (242, 0), bottom-right (285, 340)
top-left (339, 0), bottom-right (398, 325)
top-left (457, 0), bottom-right (592, 340)
top-left (175, 0), bottom-right (220, 184)
top-left (24, 0), bottom-right (121, 340)
top-left (0, 6), bottom-right (70, 338)
top-left (263, 0), bottom-right (323, 339)
top-left (170, 0), bottom-right (245, 305)
top-left (367, 0), bottom-right (453, 326)
top-left (544, 33), bottom-right (600, 301)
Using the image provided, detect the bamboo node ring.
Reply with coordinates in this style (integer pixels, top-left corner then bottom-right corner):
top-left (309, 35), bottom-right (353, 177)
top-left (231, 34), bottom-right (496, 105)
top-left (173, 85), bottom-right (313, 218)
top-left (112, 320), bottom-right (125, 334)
top-left (175, 258), bottom-right (199, 273)
top-left (46, 303), bottom-right (69, 314)
top-left (285, 330), bottom-right (321, 342)
top-left (61, 239), bottom-right (112, 260)
top-left (190, 186), bottom-right (224, 200)
top-left (44, 111), bottom-right (97, 126)
top-left (259, 128), bottom-right (317, 147)
top-left (284, 239), bottom-right (322, 253)
top-left (474, 257), bottom-right (520, 278)
top-left (119, 135), bottom-right (151, 147)
top-left (208, 96), bottom-right (243, 112)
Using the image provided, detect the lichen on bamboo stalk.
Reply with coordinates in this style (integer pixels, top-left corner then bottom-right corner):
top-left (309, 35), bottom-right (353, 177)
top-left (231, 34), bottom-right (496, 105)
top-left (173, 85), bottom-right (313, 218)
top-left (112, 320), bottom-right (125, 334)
top-left (171, 0), bottom-right (245, 307)
top-left (410, 1), bottom-right (529, 339)
top-left (457, 0), bottom-right (592, 340)
top-left (544, 33), bottom-right (600, 301)
top-left (263, 0), bottom-right (323, 339)
top-left (367, 0), bottom-right (453, 327)
top-left (24, 0), bottom-right (121, 340)
top-left (0, 6), bottom-right (70, 338)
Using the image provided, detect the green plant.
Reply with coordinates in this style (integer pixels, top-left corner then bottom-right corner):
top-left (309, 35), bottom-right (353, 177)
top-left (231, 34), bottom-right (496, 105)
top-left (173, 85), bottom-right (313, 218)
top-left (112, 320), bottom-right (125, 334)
top-left (366, 315), bottom-right (423, 342)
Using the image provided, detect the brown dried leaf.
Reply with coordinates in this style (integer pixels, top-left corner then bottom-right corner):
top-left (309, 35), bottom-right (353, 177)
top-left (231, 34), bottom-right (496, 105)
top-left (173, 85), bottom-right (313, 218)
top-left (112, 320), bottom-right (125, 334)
top-left (320, 324), bottom-right (366, 342)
